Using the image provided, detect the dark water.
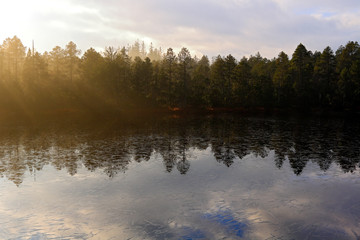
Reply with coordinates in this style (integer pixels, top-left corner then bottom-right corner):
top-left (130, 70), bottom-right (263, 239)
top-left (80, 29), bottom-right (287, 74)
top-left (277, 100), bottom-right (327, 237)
top-left (0, 115), bottom-right (359, 239)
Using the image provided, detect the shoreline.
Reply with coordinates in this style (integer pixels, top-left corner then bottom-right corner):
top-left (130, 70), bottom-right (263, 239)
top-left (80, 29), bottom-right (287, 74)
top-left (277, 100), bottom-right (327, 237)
top-left (0, 106), bottom-right (359, 122)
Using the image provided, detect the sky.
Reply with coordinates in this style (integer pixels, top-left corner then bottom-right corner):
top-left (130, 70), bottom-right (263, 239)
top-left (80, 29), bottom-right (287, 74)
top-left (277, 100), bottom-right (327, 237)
top-left (0, 0), bottom-right (359, 59)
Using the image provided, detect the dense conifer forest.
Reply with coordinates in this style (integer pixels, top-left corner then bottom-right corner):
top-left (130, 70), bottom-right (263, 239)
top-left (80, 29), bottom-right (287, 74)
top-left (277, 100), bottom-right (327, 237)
top-left (0, 36), bottom-right (359, 114)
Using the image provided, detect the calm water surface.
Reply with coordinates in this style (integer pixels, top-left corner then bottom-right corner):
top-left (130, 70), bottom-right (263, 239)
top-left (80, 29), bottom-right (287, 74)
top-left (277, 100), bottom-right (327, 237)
top-left (0, 115), bottom-right (359, 239)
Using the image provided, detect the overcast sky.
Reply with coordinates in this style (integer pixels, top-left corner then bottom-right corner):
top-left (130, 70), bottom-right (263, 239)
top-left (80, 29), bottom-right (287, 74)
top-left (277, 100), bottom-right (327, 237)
top-left (0, 0), bottom-right (359, 59)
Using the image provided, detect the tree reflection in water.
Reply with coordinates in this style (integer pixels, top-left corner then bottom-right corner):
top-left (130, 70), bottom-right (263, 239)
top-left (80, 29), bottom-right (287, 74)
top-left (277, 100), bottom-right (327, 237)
top-left (0, 115), bottom-right (359, 185)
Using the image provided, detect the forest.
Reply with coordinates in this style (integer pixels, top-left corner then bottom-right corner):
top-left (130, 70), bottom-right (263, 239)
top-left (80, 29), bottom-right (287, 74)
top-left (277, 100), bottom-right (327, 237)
top-left (0, 36), bottom-right (360, 114)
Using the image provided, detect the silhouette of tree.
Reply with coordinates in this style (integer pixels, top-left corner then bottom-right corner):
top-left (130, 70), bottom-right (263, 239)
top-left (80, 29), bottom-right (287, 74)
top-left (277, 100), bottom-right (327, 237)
top-left (191, 55), bottom-right (210, 106)
top-left (248, 53), bottom-right (274, 107)
top-left (164, 48), bottom-right (177, 106)
top-left (49, 46), bottom-right (66, 80)
top-left (1, 36), bottom-right (360, 112)
top-left (178, 47), bottom-right (191, 107)
top-left (81, 48), bottom-right (104, 86)
top-left (65, 41), bottom-right (81, 83)
top-left (232, 57), bottom-right (251, 106)
top-left (22, 50), bottom-right (49, 107)
top-left (313, 46), bottom-right (337, 107)
top-left (1, 36), bottom-right (26, 81)
top-left (209, 55), bottom-right (226, 106)
top-left (290, 43), bottom-right (314, 107)
top-left (336, 41), bottom-right (360, 108)
top-left (273, 52), bottom-right (292, 107)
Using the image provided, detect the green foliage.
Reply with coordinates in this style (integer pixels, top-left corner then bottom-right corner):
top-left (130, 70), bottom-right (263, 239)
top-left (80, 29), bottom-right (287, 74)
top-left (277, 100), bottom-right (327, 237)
top-left (0, 36), bottom-right (360, 113)
top-left (232, 57), bottom-right (251, 106)
top-left (290, 43), bottom-right (314, 106)
top-left (191, 56), bottom-right (210, 106)
top-left (273, 52), bottom-right (292, 106)
top-left (313, 46), bottom-right (337, 107)
top-left (209, 55), bottom-right (226, 106)
top-left (336, 41), bottom-right (360, 108)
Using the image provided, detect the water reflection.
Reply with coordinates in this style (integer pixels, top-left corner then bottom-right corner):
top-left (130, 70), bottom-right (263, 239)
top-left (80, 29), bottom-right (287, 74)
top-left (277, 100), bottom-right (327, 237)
top-left (203, 210), bottom-right (247, 237)
top-left (0, 115), bottom-right (359, 185)
top-left (0, 115), bottom-right (359, 239)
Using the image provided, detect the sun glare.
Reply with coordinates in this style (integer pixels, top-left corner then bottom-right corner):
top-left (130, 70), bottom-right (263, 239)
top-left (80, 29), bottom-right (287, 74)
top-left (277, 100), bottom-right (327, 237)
top-left (0, 0), bottom-right (74, 42)
top-left (0, 1), bottom-right (34, 40)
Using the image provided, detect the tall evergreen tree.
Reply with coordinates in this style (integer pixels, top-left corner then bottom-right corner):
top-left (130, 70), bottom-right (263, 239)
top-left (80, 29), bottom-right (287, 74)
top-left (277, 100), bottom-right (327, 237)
top-left (178, 47), bottom-right (191, 106)
top-left (1, 36), bottom-right (26, 81)
top-left (232, 57), bottom-right (251, 106)
top-left (209, 55), bottom-right (226, 106)
top-left (290, 43), bottom-right (313, 107)
top-left (65, 41), bottom-right (81, 83)
top-left (224, 54), bottom-right (237, 106)
top-left (49, 46), bottom-right (65, 81)
top-left (273, 51), bottom-right (292, 107)
top-left (191, 55), bottom-right (210, 106)
top-left (164, 48), bottom-right (177, 106)
top-left (249, 53), bottom-right (274, 107)
top-left (81, 48), bottom-right (105, 88)
top-left (313, 46), bottom-right (337, 107)
top-left (336, 41), bottom-right (360, 108)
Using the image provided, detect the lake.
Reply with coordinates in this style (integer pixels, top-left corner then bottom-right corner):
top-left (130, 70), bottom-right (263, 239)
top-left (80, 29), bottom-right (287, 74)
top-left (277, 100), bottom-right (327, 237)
top-left (0, 114), bottom-right (359, 239)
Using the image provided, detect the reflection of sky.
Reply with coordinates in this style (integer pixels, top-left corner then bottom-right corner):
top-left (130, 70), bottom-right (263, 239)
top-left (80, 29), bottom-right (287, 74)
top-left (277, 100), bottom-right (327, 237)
top-left (203, 209), bottom-right (247, 238)
top-left (0, 149), bottom-right (360, 239)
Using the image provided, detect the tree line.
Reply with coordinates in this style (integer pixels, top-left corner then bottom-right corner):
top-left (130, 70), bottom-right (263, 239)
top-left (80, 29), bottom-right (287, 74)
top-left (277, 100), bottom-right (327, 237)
top-left (0, 35), bottom-right (360, 113)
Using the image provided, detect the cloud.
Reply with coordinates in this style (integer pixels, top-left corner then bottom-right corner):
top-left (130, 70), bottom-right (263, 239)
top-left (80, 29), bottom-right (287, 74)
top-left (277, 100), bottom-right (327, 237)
top-left (0, 135), bottom-right (360, 239)
top-left (0, 0), bottom-right (359, 58)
